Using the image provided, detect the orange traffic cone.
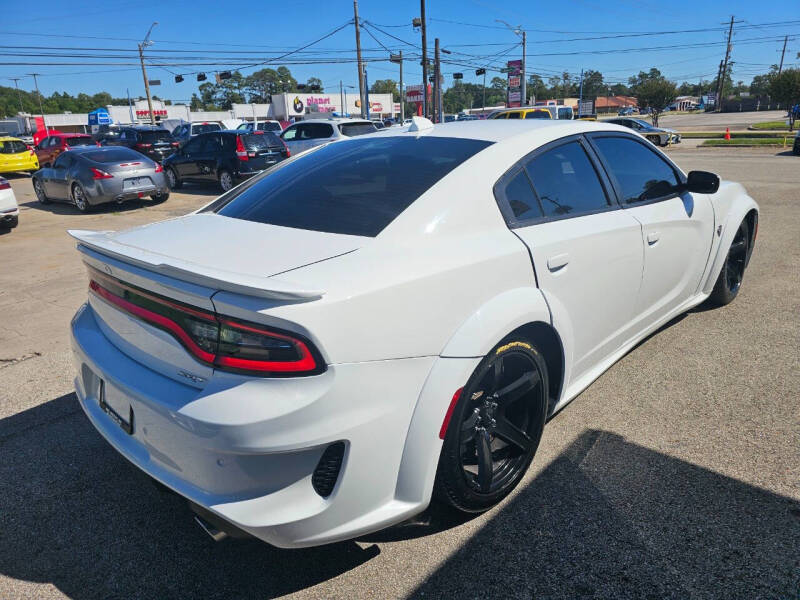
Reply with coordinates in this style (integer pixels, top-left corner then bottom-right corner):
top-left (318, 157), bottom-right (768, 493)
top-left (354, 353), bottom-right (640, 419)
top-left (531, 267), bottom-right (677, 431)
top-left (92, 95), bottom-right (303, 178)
top-left (724, 127), bottom-right (731, 140)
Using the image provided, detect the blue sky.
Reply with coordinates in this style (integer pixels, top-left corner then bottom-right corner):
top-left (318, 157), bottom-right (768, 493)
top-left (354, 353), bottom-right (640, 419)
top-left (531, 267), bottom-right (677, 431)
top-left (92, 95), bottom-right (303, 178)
top-left (1, 0), bottom-right (798, 101)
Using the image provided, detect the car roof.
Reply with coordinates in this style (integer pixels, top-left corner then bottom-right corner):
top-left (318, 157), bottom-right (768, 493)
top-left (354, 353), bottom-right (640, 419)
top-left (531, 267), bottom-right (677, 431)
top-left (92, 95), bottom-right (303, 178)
top-left (0, 136), bottom-right (24, 142)
top-left (51, 132), bottom-right (92, 138)
top-left (124, 125), bottom-right (168, 131)
top-left (291, 118), bottom-right (372, 125)
top-left (68, 145), bottom-right (140, 155)
top-left (378, 119), bottom-right (633, 144)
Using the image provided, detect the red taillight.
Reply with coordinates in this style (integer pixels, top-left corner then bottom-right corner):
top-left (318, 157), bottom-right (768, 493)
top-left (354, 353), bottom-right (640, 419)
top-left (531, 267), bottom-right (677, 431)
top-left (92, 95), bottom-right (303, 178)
top-left (439, 387), bottom-right (464, 439)
top-left (27, 145), bottom-right (34, 155)
top-left (0, 179), bottom-right (10, 190)
top-left (281, 138), bottom-right (291, 157)
top-left (154, 163), bottom-right (163, 173)
top-left (235, 136), bottom-right (248, 161)
top-left (118, 162), bottom-right (142, 167)
top-left (91, 167), bottom-right (114, 180)
top-left (87, 269), bottom-right (322, 376)
top-left (135, 143), bottom-right (153, 149)
top-left (171, 141), bottom-right (180, 147)
top-left (253, 130), bottom-right (264, 135)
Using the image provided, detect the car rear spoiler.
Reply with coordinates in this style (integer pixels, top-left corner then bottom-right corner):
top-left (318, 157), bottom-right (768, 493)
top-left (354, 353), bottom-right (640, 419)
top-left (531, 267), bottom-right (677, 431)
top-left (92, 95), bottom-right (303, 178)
top-left (68, 229), bottom-right (325, 301)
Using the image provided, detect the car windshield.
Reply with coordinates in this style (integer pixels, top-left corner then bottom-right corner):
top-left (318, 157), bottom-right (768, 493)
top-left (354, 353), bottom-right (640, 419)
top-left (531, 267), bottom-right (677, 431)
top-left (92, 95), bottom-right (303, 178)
top-left (139, 130), bottom-right (173, 142)
top-left (339, 122), bottom-right (376, 137)
top-left (191, 123), bottom-right (221, 135)
top-left (0, 140), bottom-right (27, 153)
top-left (630, 119), bottom-right (654, 130)
top-left (81, 148), bottom-right (144, 163)
top-left (65, 137), bottom-right (94, 147)
top-left (211, 136), bottom-right (492, 237)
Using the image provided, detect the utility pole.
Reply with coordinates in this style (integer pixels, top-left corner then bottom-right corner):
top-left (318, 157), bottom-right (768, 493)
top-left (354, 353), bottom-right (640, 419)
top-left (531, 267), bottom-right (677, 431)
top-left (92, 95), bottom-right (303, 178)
top-left (138, 22), bottom-right (158, 126)
top-left (353, 0), bottom-right (366, 118)
top-left (28, 73), bottom-right (47, 135)
top-left (434, 38), bottom-right (441, 123)
top-left (340, 80), bottom-right (344, 115)
top-left (390, 51), bottom-right (404, 122)
top-left (9, 78), bottom-right (24, 115)
top-left (715, 16), bottom-right (735, 113)
top-left (521, 30), bottom-right (527, 106)
top-left (420, 0), bottom-right (429, 119)
top-left (578, 68), bottom-right (584, 117)
top-left (778, 35), bottom-right (788, 74)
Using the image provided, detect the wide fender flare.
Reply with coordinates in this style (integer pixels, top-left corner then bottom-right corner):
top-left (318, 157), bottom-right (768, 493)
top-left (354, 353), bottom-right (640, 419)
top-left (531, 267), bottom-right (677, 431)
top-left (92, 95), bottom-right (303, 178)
top-left (702, 193), bottom-right (759, 295)
top-left (441, 286), bottom-right (566, 358)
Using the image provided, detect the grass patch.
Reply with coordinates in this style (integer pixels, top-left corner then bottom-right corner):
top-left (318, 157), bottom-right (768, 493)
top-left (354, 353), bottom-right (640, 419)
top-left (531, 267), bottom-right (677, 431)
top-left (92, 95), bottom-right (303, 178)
top-left (701, 138), bottom-right (787, 147)
top-left (749, 120), bottom-right (790, 130)
top-left (682, 131), bottom-right (790, 139)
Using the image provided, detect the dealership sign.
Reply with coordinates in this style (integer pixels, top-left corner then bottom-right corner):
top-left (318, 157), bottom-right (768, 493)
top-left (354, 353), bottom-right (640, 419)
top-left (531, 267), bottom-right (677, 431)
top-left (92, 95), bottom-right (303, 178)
top-left (135, 109), bottom-right (167, 118)
top-left (406, 84), bottom-right (425, 103)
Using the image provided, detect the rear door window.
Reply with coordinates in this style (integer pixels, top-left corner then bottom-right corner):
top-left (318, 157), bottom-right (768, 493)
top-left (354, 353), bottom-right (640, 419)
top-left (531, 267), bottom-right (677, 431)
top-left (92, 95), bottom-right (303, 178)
top-left (496, 169), bottom-right (542, 222)
top-left (281, 126), bottom-right (298, 141)
top-left (140, 130), bottom-right (173, 143)
top-left (591, 136), bottom-right (680, 204)
top-left (212, 136), bottom-right (492, 237)
top-left (339, 122), bottom-right (376, 137)
top-left (191, 123), bottom-right (222, 135)
top-left (65, 137), bottom-right (93, 147)
top-left (524, 140), bottom-right (610, 218)
top-left (525, 111), bottom-right (550, 119)
top-left (507, 112), bottom-right (521, 119)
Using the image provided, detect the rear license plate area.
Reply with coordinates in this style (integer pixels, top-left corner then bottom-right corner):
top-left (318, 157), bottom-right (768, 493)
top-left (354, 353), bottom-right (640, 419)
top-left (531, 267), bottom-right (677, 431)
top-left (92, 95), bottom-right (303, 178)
top-left (99, 379), bottom-right (134, 434)
top-left (123, 177), bottom-right (152, 189)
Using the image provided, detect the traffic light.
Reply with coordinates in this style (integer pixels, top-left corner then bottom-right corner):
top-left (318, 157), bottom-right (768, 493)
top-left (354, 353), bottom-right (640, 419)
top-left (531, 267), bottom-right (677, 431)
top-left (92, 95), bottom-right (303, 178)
top-left (453, 73), bottom-right (463, 80)
top-left (197, 73), bottom-right (206, 82)
top-left (475, 68), bottom-right (486, 76)
top-left (174, 75), bottom-right (184, 83)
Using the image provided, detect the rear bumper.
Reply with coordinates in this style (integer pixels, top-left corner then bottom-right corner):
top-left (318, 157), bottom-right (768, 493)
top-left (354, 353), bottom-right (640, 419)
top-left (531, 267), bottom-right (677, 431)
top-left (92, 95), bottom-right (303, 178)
top-left (71, 302), bottom-right (477, 547)
top-left (1, 209), bottom-right (18, 227)
top-left (87, 172), bottom-right (169, 205)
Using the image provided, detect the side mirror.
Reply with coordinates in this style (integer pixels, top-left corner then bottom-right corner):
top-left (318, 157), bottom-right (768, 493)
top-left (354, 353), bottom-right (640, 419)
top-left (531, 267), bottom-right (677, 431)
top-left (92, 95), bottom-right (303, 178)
top-left (686, 170), bottom-right (720, 194)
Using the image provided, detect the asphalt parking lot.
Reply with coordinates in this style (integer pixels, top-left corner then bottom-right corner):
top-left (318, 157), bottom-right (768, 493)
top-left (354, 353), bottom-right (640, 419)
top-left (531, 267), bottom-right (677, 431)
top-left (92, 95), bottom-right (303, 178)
top-left (0, 146), bottom-right (798, 599)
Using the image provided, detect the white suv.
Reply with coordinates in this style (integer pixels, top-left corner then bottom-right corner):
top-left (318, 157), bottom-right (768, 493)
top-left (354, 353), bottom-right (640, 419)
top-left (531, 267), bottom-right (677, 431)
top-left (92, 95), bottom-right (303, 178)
top-left (0, 176), bottom-right (19, 231)
top-left (280, 118), bottom-right (377, 154)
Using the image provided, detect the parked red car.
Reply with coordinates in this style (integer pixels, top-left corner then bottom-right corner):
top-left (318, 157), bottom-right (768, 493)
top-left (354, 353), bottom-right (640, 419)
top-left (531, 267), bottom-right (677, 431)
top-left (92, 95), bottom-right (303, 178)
top-left (35, 133), bottom-right (95, 167)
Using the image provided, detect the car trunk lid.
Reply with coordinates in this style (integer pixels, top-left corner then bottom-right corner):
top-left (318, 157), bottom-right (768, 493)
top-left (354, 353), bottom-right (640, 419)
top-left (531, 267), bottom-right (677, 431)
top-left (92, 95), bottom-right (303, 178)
top-left (70, 214), bottom-right (365, 384)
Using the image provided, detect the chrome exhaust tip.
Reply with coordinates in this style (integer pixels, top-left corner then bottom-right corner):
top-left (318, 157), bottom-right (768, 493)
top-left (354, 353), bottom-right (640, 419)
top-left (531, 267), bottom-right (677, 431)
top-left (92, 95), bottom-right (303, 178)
top-left (194, 515), bottom-right (228, 542)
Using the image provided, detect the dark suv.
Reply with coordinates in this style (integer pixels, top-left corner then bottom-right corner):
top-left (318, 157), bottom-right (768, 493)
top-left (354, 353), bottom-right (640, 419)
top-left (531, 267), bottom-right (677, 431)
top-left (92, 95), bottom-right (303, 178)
top-left (162, 130), bottom-right (289, 192)
top-left (102, 126), bottom-right (179, 162)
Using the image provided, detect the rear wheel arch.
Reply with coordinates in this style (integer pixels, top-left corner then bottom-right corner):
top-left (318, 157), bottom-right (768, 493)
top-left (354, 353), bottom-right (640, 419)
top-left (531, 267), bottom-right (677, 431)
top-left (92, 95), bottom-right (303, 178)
top-left (508, 322), bottom-right (565, 414)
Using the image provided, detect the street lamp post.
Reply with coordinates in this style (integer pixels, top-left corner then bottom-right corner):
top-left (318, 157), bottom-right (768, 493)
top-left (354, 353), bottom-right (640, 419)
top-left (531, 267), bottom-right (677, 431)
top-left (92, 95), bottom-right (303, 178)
top-left (496, 20), bottom-right (526, 107)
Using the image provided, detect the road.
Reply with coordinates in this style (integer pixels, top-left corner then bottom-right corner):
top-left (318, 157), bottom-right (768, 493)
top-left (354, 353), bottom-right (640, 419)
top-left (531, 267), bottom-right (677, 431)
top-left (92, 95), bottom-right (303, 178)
top-left (601, 109), bottom-right (787, 131)
top-left (0, 147), bottom-right (798, 599)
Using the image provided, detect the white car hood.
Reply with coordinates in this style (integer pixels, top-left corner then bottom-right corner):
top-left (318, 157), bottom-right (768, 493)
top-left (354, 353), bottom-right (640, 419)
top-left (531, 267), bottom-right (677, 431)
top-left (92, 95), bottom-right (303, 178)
top-left (69, 213), bottom-right (367, 300)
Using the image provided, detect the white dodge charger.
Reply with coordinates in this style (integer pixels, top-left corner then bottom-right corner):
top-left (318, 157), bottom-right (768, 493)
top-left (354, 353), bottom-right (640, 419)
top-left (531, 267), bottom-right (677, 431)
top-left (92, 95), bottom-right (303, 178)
top-left (69, 118), bottom-right (758, 548)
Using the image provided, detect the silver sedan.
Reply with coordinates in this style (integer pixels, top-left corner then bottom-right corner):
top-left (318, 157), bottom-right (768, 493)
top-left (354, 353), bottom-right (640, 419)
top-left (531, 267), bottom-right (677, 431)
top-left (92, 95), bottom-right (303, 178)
top-left (32, 146), bottom-right (169, 212)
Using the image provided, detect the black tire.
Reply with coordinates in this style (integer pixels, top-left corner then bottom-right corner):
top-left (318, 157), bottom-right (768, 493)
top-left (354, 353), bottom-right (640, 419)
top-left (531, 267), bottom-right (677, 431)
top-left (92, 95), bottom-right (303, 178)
top-left (2, 215), bottom-right (18, 230)
top-left (434, 336), bottom-right (549, 513)
top-left (71, 183), bottom-right (90, 213)
top-left (33, 178), bottom-right (49, 204)
top-left (166, 167), bottom-right (182, 189)
top-left (646, 134), bottom-right (662, 146)
top-left (218, 169), bottom-right (234, 192)
top-left (151, 190), bottom-right (169, 203)
top-left (709, 219), bottom-right (750, 306)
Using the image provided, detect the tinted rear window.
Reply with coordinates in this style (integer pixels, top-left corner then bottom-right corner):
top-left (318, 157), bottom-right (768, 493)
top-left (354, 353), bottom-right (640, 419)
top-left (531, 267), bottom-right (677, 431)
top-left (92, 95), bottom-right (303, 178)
top-left (241, 133), bottom-right (275, 150)
top-left (213, 136), bottom-right (492, 237)
top-left (339, 122), bottom-right (376, 137)
top-left (139, 130), bottom-right (173, 142)
top-left (65, 137), bottom-right (94, 147)
top-left (81, 148), bottom-right (144, 163)
top-left (258, 122), bottom-right (282, 132)
top-left (192, 123), bottom-right (221, 134)
top-left (0, 140), bottom-right (27, 153)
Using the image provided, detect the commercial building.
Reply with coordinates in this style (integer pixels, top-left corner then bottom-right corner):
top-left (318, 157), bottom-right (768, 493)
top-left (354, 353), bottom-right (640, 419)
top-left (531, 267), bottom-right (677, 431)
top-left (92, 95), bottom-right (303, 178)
top-left (6, 92), bottom-right (398, 136)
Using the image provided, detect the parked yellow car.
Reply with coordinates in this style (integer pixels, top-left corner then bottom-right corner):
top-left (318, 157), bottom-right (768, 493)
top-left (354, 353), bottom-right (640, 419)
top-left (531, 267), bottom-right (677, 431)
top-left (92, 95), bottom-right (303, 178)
top-left (489, 108), bottom-right (553, 120)
top-left (0, 136), bottom-right (39, 175)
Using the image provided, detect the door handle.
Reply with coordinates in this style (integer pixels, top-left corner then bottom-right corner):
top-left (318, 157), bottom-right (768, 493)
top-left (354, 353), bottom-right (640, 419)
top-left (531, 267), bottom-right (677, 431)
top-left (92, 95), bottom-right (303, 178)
top-left (647, 231), bottom-right (660, 245)
top-left (547, 253), bottom-right (570, 271)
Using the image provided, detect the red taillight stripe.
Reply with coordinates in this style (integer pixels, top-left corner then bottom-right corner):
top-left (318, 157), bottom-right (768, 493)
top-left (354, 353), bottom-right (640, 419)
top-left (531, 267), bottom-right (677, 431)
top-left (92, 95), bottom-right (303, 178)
top-left (88, 273), bottom-right (320, 375)
top-left (217, 318), bottom-right (317, 373)
top-left (89, 280), bottom-right (216, 363)
top-left (439, 387), bottom-right (464, 440)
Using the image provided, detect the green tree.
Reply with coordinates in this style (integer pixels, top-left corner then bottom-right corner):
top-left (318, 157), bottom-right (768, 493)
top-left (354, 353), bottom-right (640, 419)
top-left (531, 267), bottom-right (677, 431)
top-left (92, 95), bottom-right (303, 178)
top-left (580, 69), bottom-right (605, 99)
top-left (633, 77), bottom-right (677, 127)
top-left (610, 83), bottom-right (631, 96)
top-left (528, 74), bottom-right (548, 104)
top-left (769, 68), bottom-right (800, 130)
top-left (306, 77), bottom-right (324, 91)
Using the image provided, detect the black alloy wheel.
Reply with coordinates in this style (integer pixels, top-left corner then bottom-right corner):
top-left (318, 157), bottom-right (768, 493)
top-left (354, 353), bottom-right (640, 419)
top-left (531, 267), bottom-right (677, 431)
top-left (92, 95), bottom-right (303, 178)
top-left (434, 338), bottom-right (549, 513)
top-left (709, 219), bottom-right (750, 306)
top-left (647, 134), bottom-right (662, 146)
